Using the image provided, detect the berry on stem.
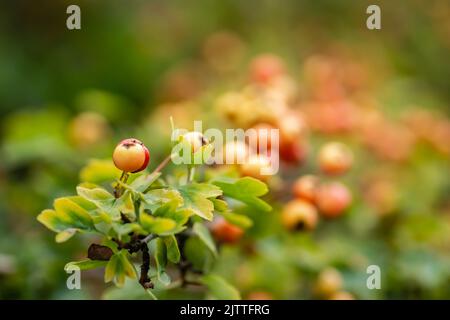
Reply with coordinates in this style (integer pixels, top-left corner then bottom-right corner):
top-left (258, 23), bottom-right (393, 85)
top-left (113, 138), bottom-right (150, 173)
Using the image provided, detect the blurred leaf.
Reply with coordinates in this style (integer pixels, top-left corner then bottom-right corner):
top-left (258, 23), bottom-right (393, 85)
top-left (80, 159), bottom-right (121, 184)
top-left (221, 211), bottom-right (253, 229)
top-left (65, 259), bottom-right (108, 271)
top-left (211, 177), bottom-right (271, 212)
top-left (183, 237), bottom-right (214, 272)
top-left (201, 274), bottom-right (241, 300)
top-left (128, 172), bottom-right (162, 193)
top-left (162, 235), bottom-right (180, 264)
top-left (55, 229), bottom-right (77, 243)
top-left (193, 222), bottom-right (217, 257)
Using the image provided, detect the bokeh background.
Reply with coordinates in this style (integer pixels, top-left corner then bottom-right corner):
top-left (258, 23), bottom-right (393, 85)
top-left (0, 0), bottom-right (449, 299)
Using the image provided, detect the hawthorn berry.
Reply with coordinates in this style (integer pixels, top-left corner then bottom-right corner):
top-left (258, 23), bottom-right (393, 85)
top-left (292, 175), bottom-right (320, 203)
top-left (249, 53), bottom-right (285, 85)
top-left (316, 182), bottom-right (352, 218)
top-left (211, 217), bottom-right (244, 244)
top-left (314, 268), bottom-right (343, 297)
top-left (282, 199), bottom-right (318, 231)
top-left (112, 138), bottom-right (150, 173)
top-left (318, 142), bottom-right (353, 175)
top-left (182, 131), bottom-right (209, 153)
top-left (240, 153), bottom-right (272, 181)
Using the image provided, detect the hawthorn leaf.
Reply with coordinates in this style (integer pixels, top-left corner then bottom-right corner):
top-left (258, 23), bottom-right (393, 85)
top-left (193, 222), bottom-right (217, 257)
top-left (140, 212), bottom-right (177, 235)
top-left (162, 235), bottom-right (180, 263)
top-left (65, 259), bottom-right (108, 271)
top-left (211, 177), bottom-right (271, 212)
top-left (80, 159), bottom-right (121, 184)
top-left (201, 274), bottom-right (241, 300)
top-left (178, 183), bottom-right (222, 221)
top-left (221, 211), bottom-right (253, 229)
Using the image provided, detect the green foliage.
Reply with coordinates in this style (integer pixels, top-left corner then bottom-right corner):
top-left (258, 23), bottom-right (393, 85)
top-left (37, 158), bottom-right (270, 298)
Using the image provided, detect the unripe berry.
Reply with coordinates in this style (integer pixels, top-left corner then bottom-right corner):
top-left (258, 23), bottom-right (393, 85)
top-left (112, 138), bottom-right (150, 173)
top-left (240, 154), bottom-right (272, 181)
top-left (292, 175), bottom-right (320, 203)
top-left (315, 268), bottom-right (343, 297)
top-left (318, 142), bottom-right (353, 175)
top-left (316, 182), bottom-right (352, 218)
top-left (282, 199), bottom-right (318, 231)
top-left (182, 131), bottom-right (209, 153)
top-left (211, 217), bottom-right (244, 244)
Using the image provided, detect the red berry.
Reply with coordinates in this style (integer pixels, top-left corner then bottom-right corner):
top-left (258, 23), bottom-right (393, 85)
top-left (211, 218), bottom-right (244, 244)
top-left (113, 138), bottom-right (150, 173)
top-left (316, 182), bottom-right (352, 218)
top-left (318, 142), bottom-right (353, 175)
top-left (292, 175), bottom-right (320, 203)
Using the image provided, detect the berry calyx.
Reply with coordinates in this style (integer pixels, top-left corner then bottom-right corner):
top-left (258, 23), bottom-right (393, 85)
top-left (112, 138), bottom-right (150, 173)
top-left (282, 199), bottom-right (318, 231)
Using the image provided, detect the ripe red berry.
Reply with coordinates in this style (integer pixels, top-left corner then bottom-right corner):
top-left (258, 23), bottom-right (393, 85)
top-left (211, 218), bottom-right (244, 244)
top-left (318, 142), bottom-right (353, 175)
top-left (316, 182), bottom-right (352, 218)
top-left (112, 138), bottom-right (150, 173)
top-left (292, 175), bottom-right (320, 203)
top-left (282, 199), bottom-right (318, 231)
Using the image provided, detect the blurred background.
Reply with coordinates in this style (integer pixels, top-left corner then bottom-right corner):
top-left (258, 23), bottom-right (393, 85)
top-left (0, 0), bottom-right (449, 299)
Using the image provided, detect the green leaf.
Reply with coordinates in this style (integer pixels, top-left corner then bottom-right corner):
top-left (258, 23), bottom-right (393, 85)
top-left (143, 188), bottom-right (183, 211)
top-left (201, 274), bottom-right (241, 300)
top-left (193, 222), bottom-right (217, 257)
top-left (221, 211), bottom-right (253, 229)
top-left (65, 259), bottom-right (108, 271)
top-left (104, 250), bottom-right (136, 287)
top-left (178, 183), bottom-right (222, 220)
top-left (211, 177), bottom-right (272, 212)
top-left (183, 237), bottom-right (214, 272)
top-left (140, 213), bottom-right (177, 235)
top-left (76, 186), bottom-right (115, 211)
top-left (162, 235), bottom-right (180, 263)
top-left (115, 191), bottom-right (136, 221)
top-left (151, 238), bottom-right (170, 286)
top-left (80, 159), bottom-right (121, 184)
top-left (37, 197), bottom-right (95, 233)
top-left (55, 229), bottom-right (77, 243)
top-left (128, 172), bottom-right (162, 193)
